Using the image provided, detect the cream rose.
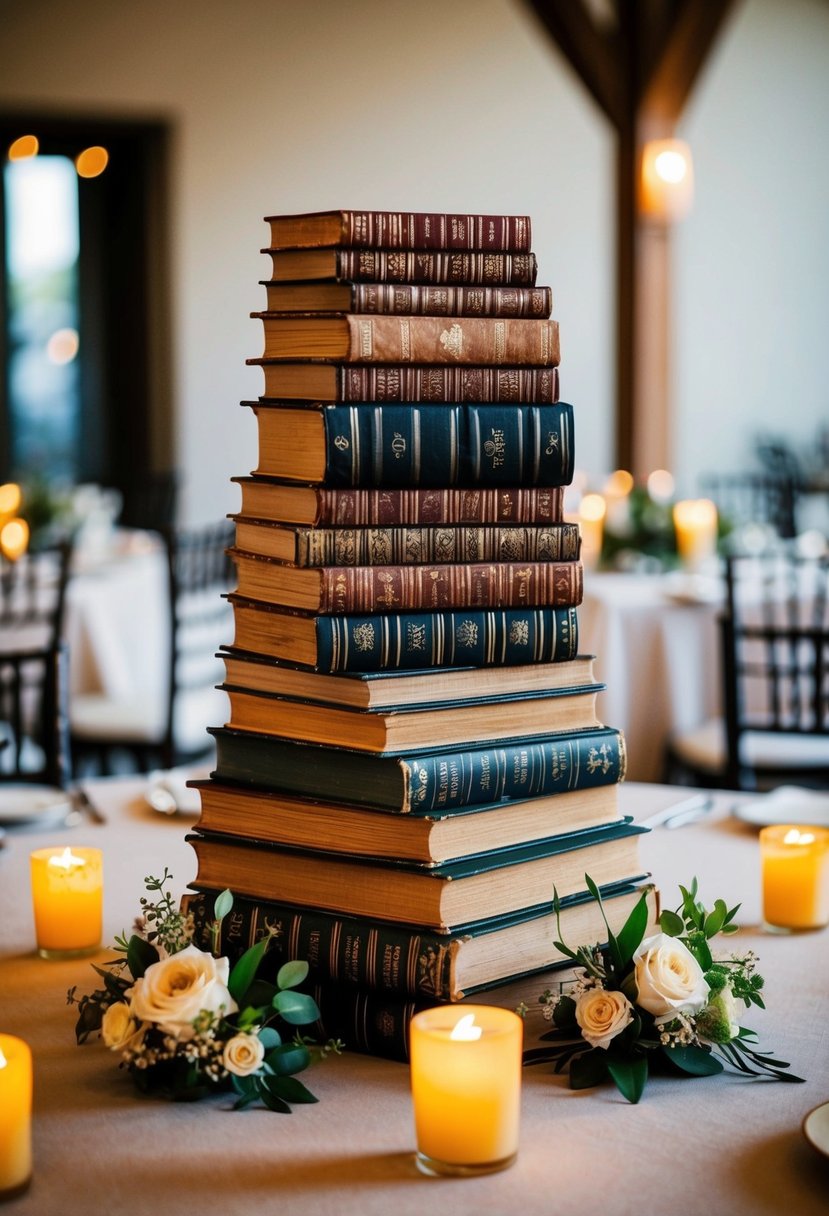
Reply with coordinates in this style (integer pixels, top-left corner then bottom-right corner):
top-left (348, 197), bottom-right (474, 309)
top-left (129, 945), bottom-right (238, 1040)
top-left (575, 987), bottom-right (634, 1050)
top-left (223, 1032), bottom-right (265, 1077)
top-left (632, 933), bottom-right (710, 1023)
top-left (101, 1001), bottom-right (145, 1053)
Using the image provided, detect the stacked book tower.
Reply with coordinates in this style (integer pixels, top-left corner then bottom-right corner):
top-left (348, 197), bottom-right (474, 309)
top-left (184, 208), bottom-right (655, 1061)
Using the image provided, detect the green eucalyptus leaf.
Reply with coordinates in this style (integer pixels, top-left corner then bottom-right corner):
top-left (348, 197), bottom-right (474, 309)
top-left (663, 1045), bottom-right (724, 1076)
top-left (228, 935), bottom-right (272, 1004)
top-left (267, 1075), bottom-right (319, 1105)
top-left (569, 1049), bottom-right (608, 1090)
top-left (243, 979), bottom-right (277, 1008)
top-left (552, 995), bottom-right (577, 1029)
top-left (607, 1056), bottom-right (648, 1104)
top-left (277, 960), bottom-right (310, 990)
top-left (260, 1087), bottom-right (292, 1114)
top-left (272, 990), bottom-right (320, 1026)
top-left (615, 891), bottom-right (650, 964)
top-left (230, 1073), bottom-right (257, 1097)
top-left (258, 1026), bottom-right (282, 1050)
top-left (266, 1042), bottom-right (311, 1076)
top-left (584, 874), bottom-right (622, 969)
top-left (213, 889), bottom-right (234, 922)
top-left (703, 900), bottom-right (727, 938)
top-left (126, 935), bottom-right (160, 980)
top-left (659, 909), bottom-right (685, 937)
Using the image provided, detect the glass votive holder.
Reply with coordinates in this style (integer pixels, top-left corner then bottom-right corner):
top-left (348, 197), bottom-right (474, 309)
top-left (410, 1005), bottom-right (523, 1178)
top-left (30, 845), bottom-right (103, 959)
top-left (760, 824), bottom-right (829, 933)
top-left (0, 1035), bottom-right (32, 1201)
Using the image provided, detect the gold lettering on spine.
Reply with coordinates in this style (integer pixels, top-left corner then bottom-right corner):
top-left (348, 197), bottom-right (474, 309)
top-left (358, 319), bottom-right (374, 360)
top-left (494, 320), bottom-right (506, 363)
top-left (399, 317), bottom-right (412, 361)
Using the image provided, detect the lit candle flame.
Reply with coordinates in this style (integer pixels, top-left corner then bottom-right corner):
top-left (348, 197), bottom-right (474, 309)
top-left (0, 1046), bottom-right (6, 1069)
top-left (450, 1013), bottom-right (482, 1042)
top-left (47, 846), bottom-right (86, 872)
top-left (783, 829), bottom-right (816, 846)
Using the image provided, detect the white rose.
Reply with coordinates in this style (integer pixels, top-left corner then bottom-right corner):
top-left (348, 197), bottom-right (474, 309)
top-left (129, 945), bottom-right (238, 1040)
top-left (633, 933), bottom-right (710, 1023)
top-left (223, 1032), bottom-right (265, 1077)
top-left (575, 987), bottom-right (634, 1050)
top-left (101, 1001), bottom-right (145, 1052)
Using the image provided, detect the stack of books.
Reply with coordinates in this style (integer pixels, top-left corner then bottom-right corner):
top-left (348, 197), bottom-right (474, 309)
top-left (183, 208), bottom-right (655, 1060)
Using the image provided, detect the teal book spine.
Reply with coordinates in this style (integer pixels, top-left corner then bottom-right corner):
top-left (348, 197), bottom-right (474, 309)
top-left (209, 725), bottom-right (626, 813)
top-left (320, 401), bottom-right (574, 488)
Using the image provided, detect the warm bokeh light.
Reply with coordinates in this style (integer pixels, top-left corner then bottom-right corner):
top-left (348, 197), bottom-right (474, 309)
top-left (0, 483), bottom-right (22, 518)
top-left (654, 150), bottom-right (687, 184)
top-left (8, 135), bottom-right (38, 161)
top-left (579, 492), bottom-right (607, 523)
top-left (46, 327), bottom-right (80, 365)
top-left (75, 145), bottom-right (109, 178)
top-left (603, 469), bottom-right (634, 497)
top-left (0, 517), bottom-right (30, 561)
top-left (640, 138), bottom-right (694, 222)
top-left (647, 468), bottom-right (675, 503)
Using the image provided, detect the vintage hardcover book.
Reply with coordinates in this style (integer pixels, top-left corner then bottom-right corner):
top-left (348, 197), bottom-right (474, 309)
top-left (263, 248), bottom-right (539, 286)
top-left (247, 401), bottom-right (575, 488)
top-left (209, 723), bottom-right (627, 814)
top-left (250, 363), bottom-right (560, 402)
top-left (261, 281), bottom-right (553, 317)
top-left (220, 680), bottom-right (604, 752)
top-left (264, 210), bottom-right (532, 252)
top-left (231, 516), bottom-right (581, 567)
top-left (217, 651), bottom-right (596, 708)
top-left (228, 596), bottom-right (579, 671)
top-left (186, 777), bottom-right (620, 865)
top-left (229, 547), bottom-right (584, 614)
top-left (182, 881), bottom-right (656, 1001)
top-left (186, 819), bottom-right (646, 930)
top-left (231, 478), bottom-right (566, 527)
top-left (254, 313), bottom-right (560, 367)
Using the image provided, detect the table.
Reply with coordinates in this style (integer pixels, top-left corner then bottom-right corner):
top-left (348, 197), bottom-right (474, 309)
top-left (1, 778), bottom-right (826, 1216)
top-left (579, 572), bottom-right (723, 782)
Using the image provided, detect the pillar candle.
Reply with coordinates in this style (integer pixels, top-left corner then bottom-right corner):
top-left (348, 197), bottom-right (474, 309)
top-left (577, 493), bottom-right (606, 570)
top-left (30, 846), bottom-right (103, 958)
top-left (672, 498), bottom-right (718, 568)
top-left (760, 825), bottom-right (829, 931)
top-left (410, 1005), bottom-right (523, 1177)
top-left (0, 1035), bottom-right (32, 1199)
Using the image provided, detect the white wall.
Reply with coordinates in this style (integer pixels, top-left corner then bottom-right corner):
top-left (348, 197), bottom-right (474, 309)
top-left (674, 0), bottom-right (829, 496)
top-left (0, 0), bottom-right (613, 521)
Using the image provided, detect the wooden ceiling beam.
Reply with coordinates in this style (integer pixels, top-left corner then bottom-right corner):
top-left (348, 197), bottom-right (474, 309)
top-left (525, 0), bottom-right (627, 130)
top-left (639, 0), bottom-right (737, 125)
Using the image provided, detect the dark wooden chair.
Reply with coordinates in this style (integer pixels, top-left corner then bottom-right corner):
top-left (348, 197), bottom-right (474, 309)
top-left (0, 645), bottom-right (72, 788)
top-left (0, 540), bottom-right (74, 651)
top-left (70, 521), bottom-right (235, 774)
top-left (665, 550), bottom-right (829, 790)
top-left (699, 471), bottom-right (800, 540)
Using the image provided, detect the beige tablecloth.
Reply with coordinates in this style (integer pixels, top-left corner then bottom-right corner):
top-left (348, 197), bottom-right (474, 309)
top-left (0, 779), bottom-right (827, 1216)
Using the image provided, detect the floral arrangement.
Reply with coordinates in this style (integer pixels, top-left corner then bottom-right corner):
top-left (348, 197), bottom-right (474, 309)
top-left (68, 871), bottom-right (342, 1111)
top-left (521, 877), bottom-right (804, 1104)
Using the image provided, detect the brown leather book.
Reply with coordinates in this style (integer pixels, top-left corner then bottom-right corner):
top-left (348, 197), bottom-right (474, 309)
top-left (228, 547), bottom-right (584, 614)
top-left (230, 479), bottom-right (565, 527)
top-left (264, 209), bottom-right (532, 251)
top-left (248, 362), bottom-right (560, 402)
top-left (262, 249), bottom-right (538, 285)
top-left (261, 281), bottom-right (552, 317)
top-left (253, 313), bottom-right (560, 366)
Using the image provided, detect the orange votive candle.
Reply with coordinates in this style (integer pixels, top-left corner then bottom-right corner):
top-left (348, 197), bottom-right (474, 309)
top-left (30, 846), bottom-right (103, 958)
top-left (760, 825), bottom-right (829, 931)
top-left (410, 1005), bottom-right (523, 1176)
top-left (0, 1035), bottom-right (32, 1198)
top-left (673, 498), bottom-right (718, 568)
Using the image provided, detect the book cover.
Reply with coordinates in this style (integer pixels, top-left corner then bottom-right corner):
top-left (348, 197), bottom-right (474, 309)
top-left (229, 547), bottom-right (584, 614)
top-left (250, 363), bottom-right (560, 403)
top-left (186, 819), bottom-right (647, 930)
top-left (254, 313), bottom-right (560, 367)
top-left (261, 281), bottom-right (553, 318)
top-left (209, 723), bottom-right (627, 813)
top-left (248, 400), bottom-right (575, 489)
top-left (230, 515), bottom-right (581, 567)
top-left (227, 596), bottom-right (580, 672)
top-left (264, 210), bottom-right (532, 252)
top-left (263, 249), bottom-right (539, 287)
top-left (231, 478), bottom-right (566, 526)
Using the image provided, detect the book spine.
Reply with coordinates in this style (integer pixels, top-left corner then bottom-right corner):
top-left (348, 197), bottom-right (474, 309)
top-left (314, 486), bottom-right (566, 525)
top-left (346, 284), bottom-right (552, 318)
top-left (310, 559), bottom-right (583, 614)
top-left (311, 984), bottom-right (426, 1062)
top-left (294, 523), bottom-right (581, 567)
top-left (183, 892), bottom-right (458, 1001)
top-left (261, 315), bottom-right (560, 366)
top-left (322, 401), bottom-right (574, 488)
top-left (405, 729), bottom-right (626, 813)
top-left (334, 210), bottom-right (532, 252)
top-left (317, 605), bottom-right (578, 671)
top-left (270, 250), bottom-right (539, 285)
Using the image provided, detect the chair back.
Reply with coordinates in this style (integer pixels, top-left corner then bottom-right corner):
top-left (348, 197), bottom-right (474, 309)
top-left (0, 645), bottom-right (72, 787)
top-left (0, 541), bottom-right (73, 651)
top-left (721, 550), bottom-right (829, 788)
top-left (160, 521), bottom-right (235, 767)
top-left (700, 471), bottom-right (799, 540)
